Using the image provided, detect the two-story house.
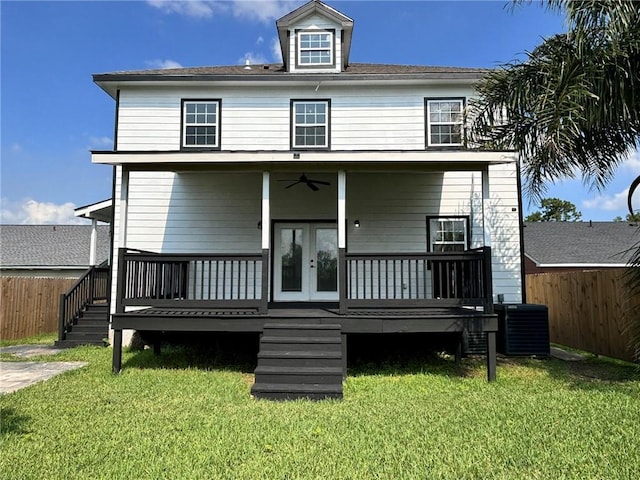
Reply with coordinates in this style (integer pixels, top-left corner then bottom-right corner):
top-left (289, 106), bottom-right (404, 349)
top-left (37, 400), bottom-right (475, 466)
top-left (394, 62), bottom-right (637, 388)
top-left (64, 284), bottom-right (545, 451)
top-left (90, 0), bottom-right (523, 399)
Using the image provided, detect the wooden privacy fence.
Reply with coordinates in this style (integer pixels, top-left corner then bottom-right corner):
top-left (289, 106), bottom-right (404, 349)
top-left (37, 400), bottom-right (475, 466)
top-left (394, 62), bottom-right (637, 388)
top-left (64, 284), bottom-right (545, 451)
top-left (1, 277), bottom-right (76, 340)
top-left (526, 269), bottom-right (640, 362)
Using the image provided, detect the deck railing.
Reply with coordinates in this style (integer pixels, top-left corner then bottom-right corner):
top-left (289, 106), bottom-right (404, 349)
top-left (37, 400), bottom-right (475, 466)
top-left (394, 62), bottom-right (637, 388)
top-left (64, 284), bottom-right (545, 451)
top-left (115, 248), bottom-right (492, 316)
top-left (58, 265), bottom-right (110, 341)
top-left (116, 249), bottom-right (268, 313)
top-left (342, 247), bottom-right (493, 312)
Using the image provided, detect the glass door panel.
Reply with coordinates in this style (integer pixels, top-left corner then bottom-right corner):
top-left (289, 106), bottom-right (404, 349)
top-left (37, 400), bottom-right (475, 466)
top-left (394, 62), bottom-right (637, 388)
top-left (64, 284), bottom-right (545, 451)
top-left (280, 228), bottom-right (303, 292)
top-left (314, 228), bottom-right (337, 293)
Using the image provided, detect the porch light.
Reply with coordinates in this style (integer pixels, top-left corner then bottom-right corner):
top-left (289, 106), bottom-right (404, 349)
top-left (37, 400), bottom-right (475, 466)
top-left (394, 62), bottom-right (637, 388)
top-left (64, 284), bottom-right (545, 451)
top-left (354, 220), bottom-right (360, 228)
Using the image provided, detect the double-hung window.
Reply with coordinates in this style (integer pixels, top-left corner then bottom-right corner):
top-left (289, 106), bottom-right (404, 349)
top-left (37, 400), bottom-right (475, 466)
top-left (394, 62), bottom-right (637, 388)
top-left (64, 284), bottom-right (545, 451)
top-left (297, 31), bottom-right (333, 66)
top-left (182, 100), bottom-right (220, 149)
top-left (292, 100), bottom-right (330, 149)
top-left (426, 99), bottom-right (464, 147)
top-left (427, 217), bottom-right (469, 252)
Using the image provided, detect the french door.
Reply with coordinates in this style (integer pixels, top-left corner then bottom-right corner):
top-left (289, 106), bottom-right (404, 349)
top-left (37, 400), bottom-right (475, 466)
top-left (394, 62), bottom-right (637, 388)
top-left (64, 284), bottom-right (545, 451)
top-left (273, 223), bottom-right (338, 301)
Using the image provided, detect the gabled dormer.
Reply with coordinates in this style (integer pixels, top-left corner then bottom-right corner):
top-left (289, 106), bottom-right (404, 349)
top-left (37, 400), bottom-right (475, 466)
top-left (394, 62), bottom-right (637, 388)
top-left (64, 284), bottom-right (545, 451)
top-left (276, 0), bottom-right (354, 73)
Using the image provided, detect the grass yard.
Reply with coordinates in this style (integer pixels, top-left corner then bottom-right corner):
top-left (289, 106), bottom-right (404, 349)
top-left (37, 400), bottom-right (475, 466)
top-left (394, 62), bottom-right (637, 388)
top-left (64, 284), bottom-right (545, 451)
top-left (1, 343), bottom-right (639, 480)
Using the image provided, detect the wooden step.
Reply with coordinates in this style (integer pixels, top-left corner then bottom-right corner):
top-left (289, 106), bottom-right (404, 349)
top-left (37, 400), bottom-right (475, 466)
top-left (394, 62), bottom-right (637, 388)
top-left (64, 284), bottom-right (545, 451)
top-left (254, 366), bottom-right (343, 384)
top-left (250, 383), bottom-right (342, 401)
top-left (253, 322), bottom-right (344, 401)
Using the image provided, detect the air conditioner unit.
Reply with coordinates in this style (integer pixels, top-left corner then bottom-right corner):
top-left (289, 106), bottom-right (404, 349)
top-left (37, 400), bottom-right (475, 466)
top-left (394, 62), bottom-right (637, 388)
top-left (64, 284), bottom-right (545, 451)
top-left (494, 304), bottom-right (550, 356)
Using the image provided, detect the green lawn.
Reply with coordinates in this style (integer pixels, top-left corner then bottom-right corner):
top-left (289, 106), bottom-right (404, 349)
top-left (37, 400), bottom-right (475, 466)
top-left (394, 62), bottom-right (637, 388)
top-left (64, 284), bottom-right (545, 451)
top-left (1, 344), bottom-right (639, 479)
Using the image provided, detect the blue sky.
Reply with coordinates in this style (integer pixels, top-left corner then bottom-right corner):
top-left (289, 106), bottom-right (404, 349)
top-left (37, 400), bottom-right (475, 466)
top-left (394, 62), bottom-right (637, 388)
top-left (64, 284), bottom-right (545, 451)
top-left (1, 0), bottom-right (638, 224)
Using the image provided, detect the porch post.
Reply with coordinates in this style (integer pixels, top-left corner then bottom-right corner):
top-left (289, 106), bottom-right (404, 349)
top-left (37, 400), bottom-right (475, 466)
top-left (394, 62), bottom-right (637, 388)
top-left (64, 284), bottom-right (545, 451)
top-left (89, 218), bottom-right (97, 266)
top-left (486, 331), bottom-right (497, 381)
top-left (481, 166), bottom-right (492, 249)
top-left (260, 171), bottom-right (270, 313)
top-left (112, 329), bottom-right (123, 374)
top-left (481, 167), bottom-right (494, 309)
top-left (338, 170), bottom-right (347, 314)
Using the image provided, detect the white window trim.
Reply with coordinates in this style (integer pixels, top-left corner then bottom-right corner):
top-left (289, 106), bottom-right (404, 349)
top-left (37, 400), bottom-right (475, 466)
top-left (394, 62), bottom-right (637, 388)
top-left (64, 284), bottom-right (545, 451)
top-left (428, 217), bottom-right (468, 252)
top-left (426, 99), bottom-right (464, 147)
top-left (297, 31), bottom-right (333, 66)
top-left (182, 100), bottom-right (220, 148)
top-left (292, 100), bottom-right (329, 149)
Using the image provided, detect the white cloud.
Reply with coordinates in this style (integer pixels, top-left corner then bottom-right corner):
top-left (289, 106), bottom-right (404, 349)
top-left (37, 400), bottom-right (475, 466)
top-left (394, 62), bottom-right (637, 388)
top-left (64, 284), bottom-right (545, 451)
top-left (239, 52), bottom-right (268, 65)
top-left (88, 136), bottom-right (113, 148)
top-left (256, 36), bottom-right (264, 45)
top-left (620, 150), bottom-right (640, 175)
top-left (146, 0), bottom-right (298, 23)
top-left (0, 198), bottom-right (86, 225)
top-left (10, 143), bottom-right (22, 153)
top-left (271, 36), bottom-right (283, 63)
top-left (583, 188), bottom-right (630, 212)
top-left (145, 59), bottom-right (184, 69)
top-left (229, 1), bottom-right (299, 23)
top-left (146, 0), bottom-right (221, 18)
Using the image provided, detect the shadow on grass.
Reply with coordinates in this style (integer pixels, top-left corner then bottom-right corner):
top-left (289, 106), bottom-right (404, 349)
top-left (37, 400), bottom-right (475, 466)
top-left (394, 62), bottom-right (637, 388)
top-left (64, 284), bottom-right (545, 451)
top-left (346, 333), bottom-right (482, 378)
top-left (0, 407), bottom-right (32, 436)
top-left (122, 331), bottom-right (488, 379)
top-left (514, 354), bottom-right (640, 392)
top-left (122, 332), bottom-right (259, 374)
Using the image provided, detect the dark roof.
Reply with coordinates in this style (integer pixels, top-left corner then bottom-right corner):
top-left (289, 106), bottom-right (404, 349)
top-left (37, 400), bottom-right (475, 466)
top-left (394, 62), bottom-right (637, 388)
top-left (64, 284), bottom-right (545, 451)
top-left (93, 62), bottom-right (489, 81)
top-left (523, 221), bottom-right (640, 266)
top-left (0, 225), bottom-right (110, 268)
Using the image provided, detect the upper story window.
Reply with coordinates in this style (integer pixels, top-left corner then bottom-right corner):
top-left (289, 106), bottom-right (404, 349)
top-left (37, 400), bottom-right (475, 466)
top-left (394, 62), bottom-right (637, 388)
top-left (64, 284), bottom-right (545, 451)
top-left (291, 100), bottom-right (330, 149)
top-left (426, 98), bottom-right (464, 147)
top-left (297, 30), bottom-right (334, 67)
top-left (427, 216), bottom-right (469, 252)
top-left (182, 100), bottom-right (220, 149)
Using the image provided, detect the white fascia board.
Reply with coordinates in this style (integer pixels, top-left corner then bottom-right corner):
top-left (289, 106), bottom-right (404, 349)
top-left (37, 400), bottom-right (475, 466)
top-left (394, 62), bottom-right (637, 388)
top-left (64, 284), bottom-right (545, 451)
top-left (92, 150), bottom-right (517, 166)
top-left (537, 263), bottom-right (629, 268)
top-left (74, 199), bottom-right (112, 222)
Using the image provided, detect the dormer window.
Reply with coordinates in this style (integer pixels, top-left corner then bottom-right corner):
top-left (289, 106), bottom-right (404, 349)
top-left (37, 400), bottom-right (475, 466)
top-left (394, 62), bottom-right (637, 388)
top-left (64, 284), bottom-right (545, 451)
top-left (296, 30), bottom-right (335, 68)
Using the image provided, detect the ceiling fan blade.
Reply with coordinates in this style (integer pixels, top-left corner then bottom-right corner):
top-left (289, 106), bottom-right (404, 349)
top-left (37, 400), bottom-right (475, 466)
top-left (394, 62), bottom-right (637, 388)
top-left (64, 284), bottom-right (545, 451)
top-left (286, 181), bottom-right (301, 189)
top-left (307, 182), bottom-right (319, 191)
top-left (308, 179), bottom-right (331, 186)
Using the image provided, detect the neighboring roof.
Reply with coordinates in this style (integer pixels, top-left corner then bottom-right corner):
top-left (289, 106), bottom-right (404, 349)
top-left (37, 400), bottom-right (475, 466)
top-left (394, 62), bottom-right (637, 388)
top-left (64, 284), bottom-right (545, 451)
top-left (523, 221), bottom-right (640, 267)
top-left (0, 225), bottom-right (110, 269)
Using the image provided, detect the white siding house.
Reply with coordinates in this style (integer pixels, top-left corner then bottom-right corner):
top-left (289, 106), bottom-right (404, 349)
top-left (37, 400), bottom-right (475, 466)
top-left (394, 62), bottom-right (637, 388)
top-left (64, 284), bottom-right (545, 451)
top-left (93, 1), bottom-right (525, 387)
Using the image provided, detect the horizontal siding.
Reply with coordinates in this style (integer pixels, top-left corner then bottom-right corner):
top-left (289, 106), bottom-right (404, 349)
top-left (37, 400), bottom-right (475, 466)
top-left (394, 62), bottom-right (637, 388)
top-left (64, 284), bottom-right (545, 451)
top-left (125, 172), bottom-right (262, 254)
top-left (487, 162), bottom-right (522, 303)
top-left (116, 85), bottom-right (476, 151)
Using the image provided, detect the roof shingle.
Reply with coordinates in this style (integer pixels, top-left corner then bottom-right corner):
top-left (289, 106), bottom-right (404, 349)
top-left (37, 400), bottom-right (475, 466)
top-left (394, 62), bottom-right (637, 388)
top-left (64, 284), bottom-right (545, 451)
top-left (523, 221), bottom-right (640, 266)
top-left (0, 225), bottom-right (110, 268)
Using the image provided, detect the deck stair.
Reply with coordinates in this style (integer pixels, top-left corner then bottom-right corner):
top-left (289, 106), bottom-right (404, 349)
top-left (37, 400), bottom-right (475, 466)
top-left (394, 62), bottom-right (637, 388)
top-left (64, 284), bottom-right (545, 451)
top-left (252, 323), bottom-right (344, 401)
top-left (55, 303), bottom-right (109, 348)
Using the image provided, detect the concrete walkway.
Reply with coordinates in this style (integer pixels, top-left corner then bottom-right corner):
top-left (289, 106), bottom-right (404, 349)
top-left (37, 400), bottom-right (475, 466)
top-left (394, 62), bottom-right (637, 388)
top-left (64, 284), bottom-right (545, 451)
top-left (0, 345), bottom-right (87, 395)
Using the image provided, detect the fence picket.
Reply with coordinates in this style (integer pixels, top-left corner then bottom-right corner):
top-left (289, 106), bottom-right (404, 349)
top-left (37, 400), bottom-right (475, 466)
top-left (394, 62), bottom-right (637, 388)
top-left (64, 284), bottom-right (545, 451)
top-left (526, 269), bottom-right (639, 362)
top-left (1, 277), bottom-right (76, 340)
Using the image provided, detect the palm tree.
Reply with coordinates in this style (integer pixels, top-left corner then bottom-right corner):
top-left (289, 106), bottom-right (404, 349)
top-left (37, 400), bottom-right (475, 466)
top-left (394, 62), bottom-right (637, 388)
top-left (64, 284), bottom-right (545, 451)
top-left (469, 0), bottom-right (640, 360)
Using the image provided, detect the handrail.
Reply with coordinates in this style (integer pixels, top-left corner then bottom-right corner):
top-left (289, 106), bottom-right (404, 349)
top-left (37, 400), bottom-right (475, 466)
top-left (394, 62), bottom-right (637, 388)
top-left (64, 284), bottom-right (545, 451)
top-left (58, 265), bottom-right (110, 341)
top-left (116, 249), bottom-right (267, 313)
top-left (343, 247), bottom-right (493, 311)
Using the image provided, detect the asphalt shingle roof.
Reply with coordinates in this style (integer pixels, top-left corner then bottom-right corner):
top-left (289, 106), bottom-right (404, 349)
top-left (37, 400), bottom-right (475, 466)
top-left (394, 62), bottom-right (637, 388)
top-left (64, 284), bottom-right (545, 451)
top-left (94, 62), bottom-right (488, 79)
top-left (523, 221), bottom-right (640, 266)
top-left (0, 225), bottom-right (110, 268)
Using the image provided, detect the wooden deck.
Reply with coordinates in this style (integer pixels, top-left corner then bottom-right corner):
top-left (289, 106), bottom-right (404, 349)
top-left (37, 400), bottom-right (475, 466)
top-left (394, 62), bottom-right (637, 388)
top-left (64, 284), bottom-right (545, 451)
top-left (112, 305), bottom-right (496, 334)
top-left (111, 305), bottom-right (498, 381)
top-left (111, 249), bottom-right (499, 382)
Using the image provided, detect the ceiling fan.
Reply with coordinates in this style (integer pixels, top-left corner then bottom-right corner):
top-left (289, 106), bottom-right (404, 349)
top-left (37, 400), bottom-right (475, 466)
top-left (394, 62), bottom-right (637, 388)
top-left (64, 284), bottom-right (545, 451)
top-left (279, 173), bottom-right (331, 191)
